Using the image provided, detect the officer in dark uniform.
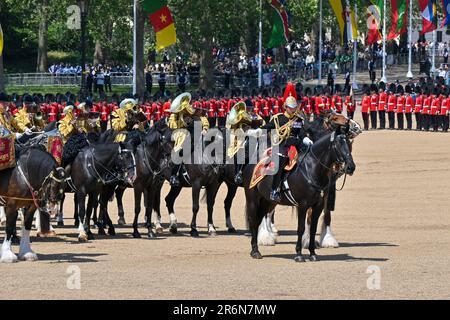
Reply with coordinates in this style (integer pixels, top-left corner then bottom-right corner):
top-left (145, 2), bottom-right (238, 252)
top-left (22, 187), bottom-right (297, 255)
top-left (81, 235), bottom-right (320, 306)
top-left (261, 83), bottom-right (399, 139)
top-left (261, 87), bottom-right (313, 202)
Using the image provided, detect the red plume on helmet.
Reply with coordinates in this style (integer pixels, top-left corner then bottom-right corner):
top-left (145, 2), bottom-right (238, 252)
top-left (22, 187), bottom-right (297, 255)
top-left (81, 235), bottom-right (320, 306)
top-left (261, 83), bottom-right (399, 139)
top-left (283, 82), bottom-right (297, 103)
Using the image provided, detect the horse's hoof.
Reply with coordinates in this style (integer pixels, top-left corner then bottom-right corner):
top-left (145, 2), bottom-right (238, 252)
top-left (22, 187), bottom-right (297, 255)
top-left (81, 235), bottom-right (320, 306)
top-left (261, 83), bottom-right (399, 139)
top-left (294, 255), bottom-right (305, 262)
top-left (0, 252), bottom-right (18, 263)
top-left (227, 227), bottom-right (237, 233)
top-left (57, 221), bottom-right (64, 227)
top-left (250, 250), bottom-right (263, 259)
top-left (19, 251), bottom-right (38, 261)
top-left (87, 232), bottom-right (95, 240)
top-left (117, 217), bottom-right (126, 226)
top-left (98, 228), bottom-right (106, 236)
top-left (132, 230), bottom-right (141, 238)
top-left (11, 236), bottom-right (20, 245)
top-left (169, 225), bottom-right (177, 234)
top-left (78, 235), bottom-right (88, 242)
top-left (148, 230), bottom-right (157, 239)
top-left (108, 227), bottom-right (116, 236)
top-left (155, 226), bottom-right (164, 235)
top-left (309, 255), bottom-right (319, 262)
top-left (37, 231), bottom-right (56, 238)
top-left (190, 229), bottom-right (199, 237)
top-left (74, 221), bottom-right (79, 228)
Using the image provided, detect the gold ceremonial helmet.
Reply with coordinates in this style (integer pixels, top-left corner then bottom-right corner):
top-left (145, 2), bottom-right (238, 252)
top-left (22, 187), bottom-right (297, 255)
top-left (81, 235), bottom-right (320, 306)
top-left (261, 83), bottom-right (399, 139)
top-left (120, 98), bottom-right (138, 112)
top-left (170, 92), bottom-right (194, 115)
top-left (285, 95), bottom-right (297, 109)
top-left (226, 101), bottom-right (247, 126)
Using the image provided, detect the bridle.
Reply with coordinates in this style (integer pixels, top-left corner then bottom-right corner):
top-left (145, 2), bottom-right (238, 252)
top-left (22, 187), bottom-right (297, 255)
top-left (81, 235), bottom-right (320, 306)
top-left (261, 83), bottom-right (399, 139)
top-left (141, 132), bottom-right (172, 177)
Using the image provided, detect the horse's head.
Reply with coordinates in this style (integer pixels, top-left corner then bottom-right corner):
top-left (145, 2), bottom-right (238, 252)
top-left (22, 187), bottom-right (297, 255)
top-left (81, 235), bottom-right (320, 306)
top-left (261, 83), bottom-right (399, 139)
top-left (331, 132), bottom-right (356, 176)
top-left (116, 143), bottom-right (137, 186)
top-left (40, 167), bottom-right (67, 218)
top-left (155, 121), bottom-right (174, 159)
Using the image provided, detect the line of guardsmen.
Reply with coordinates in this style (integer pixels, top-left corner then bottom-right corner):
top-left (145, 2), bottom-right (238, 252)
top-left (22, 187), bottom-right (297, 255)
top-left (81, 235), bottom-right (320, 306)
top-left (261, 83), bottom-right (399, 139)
top-left (360, 82), bottom-right (450, 132)
top-left (0, 86), bottom-right (356, 132)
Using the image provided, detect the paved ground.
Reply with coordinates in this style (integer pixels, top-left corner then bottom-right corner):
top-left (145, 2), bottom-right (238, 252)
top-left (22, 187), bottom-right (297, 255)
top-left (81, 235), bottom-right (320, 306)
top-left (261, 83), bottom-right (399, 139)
top-left (1, 122), bottom-right (450, 299)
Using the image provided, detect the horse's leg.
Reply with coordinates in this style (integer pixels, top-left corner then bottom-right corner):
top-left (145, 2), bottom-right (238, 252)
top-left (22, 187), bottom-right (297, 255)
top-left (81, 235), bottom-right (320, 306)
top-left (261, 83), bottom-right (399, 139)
top-left (258, 209), bottom-right (277, 246)
top-left (165, 186), bottom-right (182, 234)
top-left (270, 210), bottom-right (279, 235)
top-left (19, 207), bottom-right (38, 261)
top-left (294, 206), bottom-right (308, 262)
top-left (97, 192), bottom-right (107, 236)
top-left (152, 186), bottom-right (163, 234)
top-left (84, 193), bottom-right (96, 240)
top-left (308, 203), bottom-right (324, 261)
top-left (224, 182), bottom-right (237, 233)
top-left (0, 206), bottom-right (6, 226)
top-left (74, 193), bottom-right (79, 228)
top-left (247, 197), bottom-right (265, 259)
top-left (77, 192), bottom-right (88, 242)
top-left (319, 209), bottom-right (339, 248)
top-left (1, 206), bottom-right (19, 263)
top-left (132, 186), bottom-right (143, 238)
top-left (206, 183), bottom-right (219, 236)
top-left (56, 193), bottom-right (65, 227)
top-left (116, 187), bottom-right (126, 225)
top-left (144, 186), bottom-right (157, 238)
top-left (302, 208), bottom-right (312, 248)
top-left (190, 182), bottom-right (201, 237)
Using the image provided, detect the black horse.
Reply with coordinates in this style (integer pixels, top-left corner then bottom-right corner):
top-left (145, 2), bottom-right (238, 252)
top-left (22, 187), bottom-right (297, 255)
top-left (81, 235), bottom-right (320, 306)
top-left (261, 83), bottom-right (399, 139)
top-left (0, 146), bottom-right (66, 262)
top-left (242, 131), bottom-right (356, 261)
top-left (69, 142), bottom-right (137, 241)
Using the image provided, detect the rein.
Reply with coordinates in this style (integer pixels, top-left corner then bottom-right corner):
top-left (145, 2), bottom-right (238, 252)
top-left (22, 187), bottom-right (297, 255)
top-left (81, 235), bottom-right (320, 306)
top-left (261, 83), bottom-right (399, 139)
top-left (88, 146), bottom-right (134, 184)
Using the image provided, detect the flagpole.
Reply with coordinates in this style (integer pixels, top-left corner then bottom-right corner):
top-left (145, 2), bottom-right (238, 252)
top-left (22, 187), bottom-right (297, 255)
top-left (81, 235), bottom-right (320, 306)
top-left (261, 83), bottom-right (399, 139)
top-left (133, 0), bottom-right (137, 95)
top-left (431, 29), bottom-right (436, 75)
top-left (258, 0), bottom-right (262, 88)
top-left (381, 0), bottom-right (387, 83)
top-left (406, 0), bottom-right (413, 78)
top-left (318, 0), bottom-right (323, 85)
top-left (352, 1), bottom-right (358, 89)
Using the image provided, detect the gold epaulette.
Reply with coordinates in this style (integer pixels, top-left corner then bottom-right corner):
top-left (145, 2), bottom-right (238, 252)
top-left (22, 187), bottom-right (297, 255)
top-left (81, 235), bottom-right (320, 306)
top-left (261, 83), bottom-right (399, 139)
top-left (111, 109), bottom-right (127, 132)
top-left (58, 112), bottom-right (74, 140)
top-left (0, 110), bottom-right (14, 133)
top-left (14, 109), bottom-right (31, 133)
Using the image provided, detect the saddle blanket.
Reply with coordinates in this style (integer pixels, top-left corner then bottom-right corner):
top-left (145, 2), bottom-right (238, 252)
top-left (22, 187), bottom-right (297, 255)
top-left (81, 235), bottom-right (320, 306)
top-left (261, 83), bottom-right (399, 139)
top-left (0, 134), bottom-right (15, 170)
top-left (249, 146), bottom-right (298, 189)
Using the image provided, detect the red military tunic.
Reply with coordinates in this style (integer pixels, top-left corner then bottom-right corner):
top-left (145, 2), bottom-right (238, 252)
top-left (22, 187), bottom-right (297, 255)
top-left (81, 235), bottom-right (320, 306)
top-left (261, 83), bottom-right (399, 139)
top-left (163, 101), bottom-right (171, 118)
top-left (332, 95), bottom-right (343, 113)
top-left (441, 97), bottom-right (450, 116)
top-left (47, 103), bottom-right (59, 122)
top-left (387, 94), bottom-right (396, 112)
top-left (261, 98), bottom-right (271, 117)
top-left (217, 100), bottom-right (226, 119)
top-left (370, 94), bottom-right (378, 112)
top-left (345, 96), bottom-right (355, 113)
top-left (151, 102), bottom-right (161, 121)
top-left (361, 95), bottom-right (370, 113)
top-left (414, 95), bottom-right (424, 114)
top-left (430, 97), bottom-right (441, 116)
top-left (315, 96), bottom-right (325, 115)
top-left (207, 100), bottom-right (216, 118)
top-left (396, 96), bottom-right (405, 113)
top-left (100, 103), bottom-right (110, 122)
top-left (422, 96), bottom-right (431, 115)
top-left (405, 96), bottom-right (414, 114)
top-left (378, 91), bottom-right (387, 111)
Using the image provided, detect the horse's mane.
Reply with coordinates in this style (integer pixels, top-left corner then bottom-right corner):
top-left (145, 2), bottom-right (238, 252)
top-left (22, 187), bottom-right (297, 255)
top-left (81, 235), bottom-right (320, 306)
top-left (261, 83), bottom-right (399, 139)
top-left (15, 144), bottom-right (47, 159)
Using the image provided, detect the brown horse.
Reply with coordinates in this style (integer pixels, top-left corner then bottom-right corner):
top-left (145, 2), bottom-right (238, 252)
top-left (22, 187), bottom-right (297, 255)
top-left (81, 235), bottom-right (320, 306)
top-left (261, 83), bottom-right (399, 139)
top-left (0, 146), bottom-right (66, 263)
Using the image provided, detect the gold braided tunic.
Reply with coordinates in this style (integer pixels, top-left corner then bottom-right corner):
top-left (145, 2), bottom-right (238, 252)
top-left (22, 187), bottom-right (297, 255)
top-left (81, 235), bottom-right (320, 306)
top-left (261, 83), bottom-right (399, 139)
top-left (111, 107), bottom-right (145, 143)
top-left (0, 106), bottom-right (16, 133)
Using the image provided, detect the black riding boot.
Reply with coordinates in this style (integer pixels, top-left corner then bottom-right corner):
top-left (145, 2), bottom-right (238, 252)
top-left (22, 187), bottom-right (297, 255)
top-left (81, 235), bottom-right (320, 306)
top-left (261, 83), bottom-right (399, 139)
top-left (170, 165), bottom-right (181, 186)
top-left (270, 155), bottom-right (289, 202)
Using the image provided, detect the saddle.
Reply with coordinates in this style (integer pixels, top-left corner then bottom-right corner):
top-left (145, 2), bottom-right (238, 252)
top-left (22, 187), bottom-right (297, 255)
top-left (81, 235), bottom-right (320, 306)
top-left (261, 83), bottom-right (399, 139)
top-left (249, 146), bottom-right (298, 189)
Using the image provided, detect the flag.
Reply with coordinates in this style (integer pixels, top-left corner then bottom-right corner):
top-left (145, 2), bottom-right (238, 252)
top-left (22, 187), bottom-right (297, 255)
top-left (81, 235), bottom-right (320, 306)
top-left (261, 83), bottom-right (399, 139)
top-left (0, 24), bottom-right (3, 56)
top-left (387, 0), bottom-right (408, 40)
top-left (142, 0), bottom-right (176, 51)
top-left (441, 0), bottom-right (450, 27)
top-left (419, 0), bottom-right (438, 34)
top-left (267, 0), bottom-right (290, 48)
top-left (366, 0), bottom-right (383, 45)
top-left (329, 0), bottom-right (358, 45)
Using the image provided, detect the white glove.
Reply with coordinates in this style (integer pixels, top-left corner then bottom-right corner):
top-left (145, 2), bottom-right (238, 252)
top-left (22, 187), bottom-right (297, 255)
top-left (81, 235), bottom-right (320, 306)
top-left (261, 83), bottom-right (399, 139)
top-left (15, 132), bottom-right (24, 139)
top-left (24, 128), bottom-right (33, 135)
top-left (303, 137), bottom-right (313, 146)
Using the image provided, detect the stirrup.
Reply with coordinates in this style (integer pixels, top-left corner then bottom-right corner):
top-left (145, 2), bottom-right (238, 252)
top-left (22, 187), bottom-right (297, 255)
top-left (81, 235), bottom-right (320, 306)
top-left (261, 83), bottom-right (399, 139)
top-left (234, 173), bottom-right (243, 184)
top-left (170, 175), bottom-right (180, 186)
top-left (270, 190), bottom-right (281, 202)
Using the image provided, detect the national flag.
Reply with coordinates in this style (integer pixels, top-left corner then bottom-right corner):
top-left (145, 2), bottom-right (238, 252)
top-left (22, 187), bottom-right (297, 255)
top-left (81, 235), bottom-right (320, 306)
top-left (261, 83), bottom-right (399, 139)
top-left (419, 0), bottom-right (438, 34)
top-left (366, 0), bottom-right (383, 45)
top-left (387, 0), bottom-right (409, 40)
top-left (329, 0), bottom-right (358, 45)
top-left (441, 0), bottom-right (450, 27)
top-left (142, 0), bottom-right (176, 51)
top-left (0, 24), bottom-right (4, 56)
top-left (267, 0), bottom-right (290, 48)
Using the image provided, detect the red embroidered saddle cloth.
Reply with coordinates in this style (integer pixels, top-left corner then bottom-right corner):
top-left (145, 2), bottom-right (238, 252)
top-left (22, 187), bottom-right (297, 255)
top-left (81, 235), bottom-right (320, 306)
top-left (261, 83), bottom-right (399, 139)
top-left (249, 146), bottom-right (298, 189)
